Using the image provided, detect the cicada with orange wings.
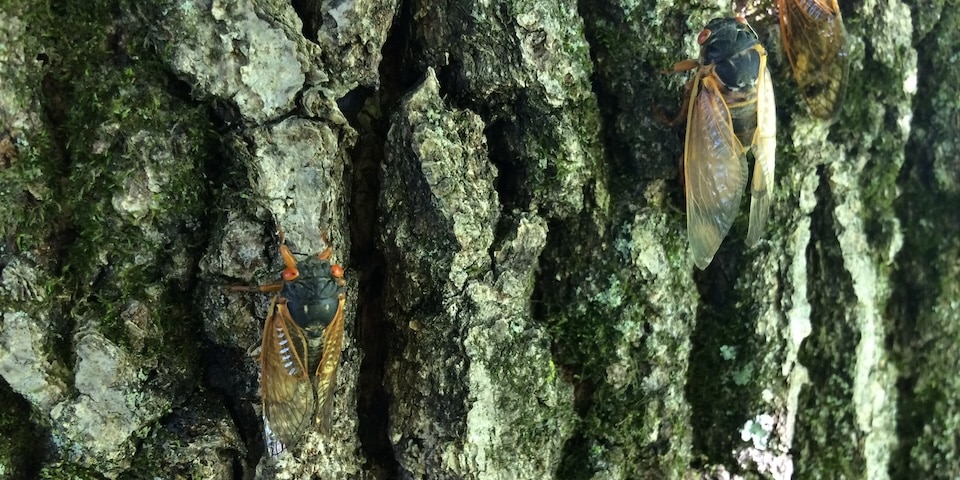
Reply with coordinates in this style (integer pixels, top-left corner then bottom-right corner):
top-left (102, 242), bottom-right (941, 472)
top-left (778, 0), bottom-right (849, 119)
top-left (230, 232), bottom-right (346, 455)
top-left (666, 17), bottom-right (776, 269)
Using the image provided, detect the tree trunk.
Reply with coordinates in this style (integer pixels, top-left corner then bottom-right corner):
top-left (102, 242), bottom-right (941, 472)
top-left (0, 0), bottom-right (956, 478)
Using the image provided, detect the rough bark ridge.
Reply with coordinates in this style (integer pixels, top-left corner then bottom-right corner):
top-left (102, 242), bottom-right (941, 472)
top-left (0, 0), bottom-right (957, 478)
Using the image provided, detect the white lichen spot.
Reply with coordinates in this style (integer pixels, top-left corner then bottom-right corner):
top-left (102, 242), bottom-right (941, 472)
top-left (740, 413), bottom-right (775, 450)
top-left (329, 0), bottom-right (353, 30)
top-left (515, 5), bottom-right (592, 109)
top-left (48, 332), bottom-right (170, 475)
top-left (897, 112), bottom-right (913, 140)
top-left (631, 223), bottom-right (668, 279)
top-left (0, 312), bottom-right (68, 411)
top-left (170, 0), bottom-right (304, 122)
top-left (735, 413), bottom-right (794, 480)
top-left (903, 69), bottom-right (917, 94)
top-left (720, 345), bottom-right (737, 361)
top-left (731, 364), bottom-right (754, 386)
top-left (761, 388), bottom-right (775, 403)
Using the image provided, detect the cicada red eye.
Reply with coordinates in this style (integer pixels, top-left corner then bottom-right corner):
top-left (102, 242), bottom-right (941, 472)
top-left (330, 264), bottom-right (344, 280)
top-left (697, 28), bottom-right (712, 45)
top-left (282, 267), bottom-right (299, 281)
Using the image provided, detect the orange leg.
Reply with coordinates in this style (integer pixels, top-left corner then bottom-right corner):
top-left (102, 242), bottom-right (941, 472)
top-left (655, 83), bottom-right (693, 127)
top-left (279, 244), bottom-right (298, 270)
top-left (655, 60), bottom-right (699, 126)
top-left (227, 282), bottom-right (284, 293)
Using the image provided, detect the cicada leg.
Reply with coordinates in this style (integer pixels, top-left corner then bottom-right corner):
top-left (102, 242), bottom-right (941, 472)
top-left (226, 282), bottom-right (284, 294)
top-left (656, 59), bottom-right (701, 126)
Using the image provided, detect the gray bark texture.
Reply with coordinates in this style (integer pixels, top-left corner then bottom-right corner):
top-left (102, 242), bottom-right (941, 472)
top-left (0, 0), bottom-right (957, 478)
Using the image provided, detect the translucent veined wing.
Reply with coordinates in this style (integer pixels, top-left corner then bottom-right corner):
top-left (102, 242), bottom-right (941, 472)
top-left (779, 0), bottom-right (849, 119)
top-left (260, 298), bottom-right (315, 455)
top-left (747, 59), bottom-right (777, 246)
top-left (313, 294), bottom-right (346, 434)
top-left (684, 68), bottom-right (749, 269)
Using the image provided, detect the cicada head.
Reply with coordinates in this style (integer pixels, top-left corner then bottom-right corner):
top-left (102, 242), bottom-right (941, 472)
top-left (699, 18), bottom-right (763, 93)
top-left (280, 254), bottom-right (345, 328)
top-left (700, 18), bottom-right (758, 62)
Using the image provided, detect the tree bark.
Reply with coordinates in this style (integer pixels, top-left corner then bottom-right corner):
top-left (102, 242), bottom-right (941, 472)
top-left (0, 0), bottom-right (957, 478)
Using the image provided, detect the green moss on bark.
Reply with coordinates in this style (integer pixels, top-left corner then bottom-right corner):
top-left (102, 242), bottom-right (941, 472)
top-left (1, 0), bottom-right (216, 474)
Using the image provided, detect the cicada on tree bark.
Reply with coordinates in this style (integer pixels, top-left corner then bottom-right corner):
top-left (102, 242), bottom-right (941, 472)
top-left (664, 17), bottom-right (777, 269)
top-left (778, 0), bottom-right (850, 119)
top-left (230, 231), bottom-right (346, 455)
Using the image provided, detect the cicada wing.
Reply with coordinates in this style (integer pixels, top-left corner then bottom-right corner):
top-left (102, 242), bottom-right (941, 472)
top-left (779, 0), bottom-right (849, 119)
top-left (747, 63), bottom-right (777, 247)
top-left (684, 69), bottom-right (749, 269)
top-left (313, 294), bottom-right (346, 434)
top-left (260, 299), bottom-right (315, 455)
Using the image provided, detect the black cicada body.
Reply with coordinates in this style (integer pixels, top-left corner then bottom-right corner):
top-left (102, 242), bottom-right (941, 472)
top-left (230, 233), bottom-right (346, 455)
top-left (667, 17), bottom-right (776, 269)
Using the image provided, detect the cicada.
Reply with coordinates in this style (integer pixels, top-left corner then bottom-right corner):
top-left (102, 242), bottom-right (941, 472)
top-left (666, 17), bottom-right (776, 269)
top-left (230, 231), bottom-right (346, 454)
top-left (778, 0), bottom-right (849, 119)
